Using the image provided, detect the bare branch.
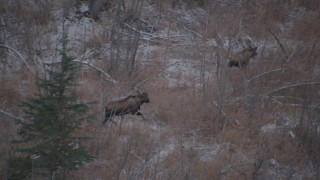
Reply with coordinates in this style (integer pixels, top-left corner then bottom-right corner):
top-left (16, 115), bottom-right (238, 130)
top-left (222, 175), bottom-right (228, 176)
top-left (44, 59), bottom-right (118, 84)
top-left (247, 68), bottom-right (282, 82)
top-left (212, 100), bottom-right (241, 128)
top-left (132, 61), bottom-right (182, 90)
top-left (130, 151), bottom-right (145, 163)
top-left (0, 109), bottom-right (24, 121)
top-left (266, 27), bottom-right (289, 59)
top-left (270, 98), bottom-right (320, 109)
top-left (266, 81), bottom-right (320, 96)
top-left (0, 16), bottom-right (5, 26)
top-left (72, 59), bottom-right (118, 83)
top-left (0, 44), bottom-right (33, 72)
top-left (212, 100), bottom-right (227, 117)
top-left (123, 23), bottom-right (196, 45)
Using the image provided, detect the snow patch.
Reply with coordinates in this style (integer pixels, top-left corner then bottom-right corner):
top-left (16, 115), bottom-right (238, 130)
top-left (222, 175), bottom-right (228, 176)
top-left (261, 123), bottom-right (277, 134)
top-left (197, 144), bottom-right (220, 162)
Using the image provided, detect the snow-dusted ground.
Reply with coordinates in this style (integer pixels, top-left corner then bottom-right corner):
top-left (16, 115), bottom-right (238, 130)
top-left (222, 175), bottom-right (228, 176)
top-left (2, 1), bottom-right (318, 179)
top-left (60, 2), bottom-right (314, 178)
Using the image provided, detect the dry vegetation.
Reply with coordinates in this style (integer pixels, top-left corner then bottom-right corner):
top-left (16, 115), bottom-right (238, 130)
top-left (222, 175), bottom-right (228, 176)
top-left (1, 0), bottom-right (320, 179)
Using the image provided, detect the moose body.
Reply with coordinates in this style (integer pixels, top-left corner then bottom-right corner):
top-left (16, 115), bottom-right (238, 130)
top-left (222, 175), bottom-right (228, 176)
top-left (228, 46), bottom-right (258, 68)
top-left (103, 92), bottom-right (150, 124)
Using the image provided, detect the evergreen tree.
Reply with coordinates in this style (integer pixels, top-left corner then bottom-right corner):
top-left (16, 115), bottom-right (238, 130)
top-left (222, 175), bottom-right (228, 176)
top-left (9, 35), bottom-right (94, 179)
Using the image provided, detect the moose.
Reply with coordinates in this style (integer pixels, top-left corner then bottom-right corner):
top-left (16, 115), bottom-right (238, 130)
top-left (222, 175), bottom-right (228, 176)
top-left (102, 91), bottom-right (150, 124)
top-left (228, 46), bottom-right (258, 68)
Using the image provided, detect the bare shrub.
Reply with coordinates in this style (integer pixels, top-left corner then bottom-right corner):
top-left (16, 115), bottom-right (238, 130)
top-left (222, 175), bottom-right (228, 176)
top-left (8, 1), bottom-right (53, 26)
top-left (0, 82), bottom-right (21, 106)
top-left (295, 126), bottom-right (320, 165)
top-left (86, 33), bottom-right (107, 50)
top-left (89, 0), bottom-right (115, 20)
top-left (296, 0), bottom-right (320, 11)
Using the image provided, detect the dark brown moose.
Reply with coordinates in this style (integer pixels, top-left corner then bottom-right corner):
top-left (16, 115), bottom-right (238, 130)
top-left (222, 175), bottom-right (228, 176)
top-left (102, 92), bottom-right (150, 124)
top-left (228, 46), bottom-right (258, 68)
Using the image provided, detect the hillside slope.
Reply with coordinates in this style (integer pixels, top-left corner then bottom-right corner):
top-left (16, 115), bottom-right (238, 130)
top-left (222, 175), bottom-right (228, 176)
top-left (1, 0), bottom-right (320, 179)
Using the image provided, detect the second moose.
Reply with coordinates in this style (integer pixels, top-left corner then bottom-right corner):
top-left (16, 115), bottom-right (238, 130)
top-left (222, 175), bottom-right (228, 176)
top-left (103, 91), bottom-right (150, 124)
top-left (228, 46), bottom-right (258, 68)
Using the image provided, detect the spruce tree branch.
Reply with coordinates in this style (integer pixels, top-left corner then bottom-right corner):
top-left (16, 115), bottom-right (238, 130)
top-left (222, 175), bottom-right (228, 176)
top-left (0, 44), bottom-right (33, 72)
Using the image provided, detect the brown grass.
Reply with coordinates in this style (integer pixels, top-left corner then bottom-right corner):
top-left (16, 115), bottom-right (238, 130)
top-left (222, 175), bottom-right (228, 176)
top-left (1, 0), bottom-right (320, 179)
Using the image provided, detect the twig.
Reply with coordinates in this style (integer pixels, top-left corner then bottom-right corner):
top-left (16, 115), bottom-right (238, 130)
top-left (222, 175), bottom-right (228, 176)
top-left (130, 151), bottom-right (145, 163)
top-left (0, 109), bottom-right (25, 121)
top-left (43, 59), bottom-right (118, 84)
top-left (266, 81), bottom-right (320, 96)
top-left (132, 61), bottom-right (182, 90)
top-left (267, 26), bottom-right (299, 71)
top-left (123, 23), bottom-right (189, 43)
top-left (266, 27), bottom-right (289, 59)
top-left (72, 59), bottom-right (118, 83)
top-left (247, 68), bottom-right (282, 82)
top-left (212, 100), bottom-right (227, 117)
top-left (212, 100), bottom-right (241, 128)
top-left (270, 97), bottom-right (320, 109)
top-left (0, 16), bottom-right (5, 26)
top-left (0, 44), bottom-right (33, 72)
top-left (90, 159), bottom-right (113, 166)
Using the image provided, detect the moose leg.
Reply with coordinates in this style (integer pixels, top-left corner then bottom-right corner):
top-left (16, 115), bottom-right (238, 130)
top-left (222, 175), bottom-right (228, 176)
top-left (134, 111), bottom-right (146, 120)
top-left (118, 115), bottom-right (125, 136)
top-left (109, 118), bottom-right (117, 124)
top-left (119, 116), bottom-right (123, 129)
top-left (103, 110), bottom-right (111, 124)
top-left (102, 119), bottom-right (108, 124)
top-left (103, 110), bottom-right (117, 124)
top-left (228, 60), bottom-right (240, 68)
top-left (103, 117), bottom-right (117, 124)
top-left (239, 61), bottom-right (248, 68)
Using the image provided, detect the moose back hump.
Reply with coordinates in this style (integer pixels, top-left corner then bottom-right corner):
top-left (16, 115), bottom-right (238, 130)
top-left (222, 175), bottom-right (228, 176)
top-left (103, 92), bottom-right (150, 124)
